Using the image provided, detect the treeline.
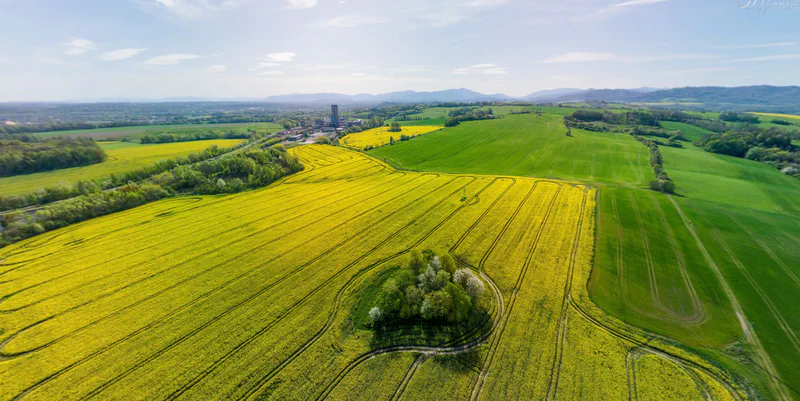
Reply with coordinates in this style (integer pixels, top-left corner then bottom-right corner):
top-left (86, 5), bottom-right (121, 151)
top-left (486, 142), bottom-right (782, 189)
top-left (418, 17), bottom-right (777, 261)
top-left (140, 130), bottom-right (252, 144)
top-left (633, 136), bottom-right (676, 193)
top-left (444, 108), bottom-right (495, 127)
top-left (567, 109), bottom-right (659, 127)
top-left (1, 143), bottom-right (302, 246)
top-left (340, 117), bottom-right (385, 136)
top-left (0, 121), bottom-right (150, 135)
top-left (719, 111), bottom-right (760, 124)
top-left (369, 250), bottom-right (485, 326)
top-left (0, 137), bottom-right (107, 176)
top-left (695, 127), bottom-right (799, 177)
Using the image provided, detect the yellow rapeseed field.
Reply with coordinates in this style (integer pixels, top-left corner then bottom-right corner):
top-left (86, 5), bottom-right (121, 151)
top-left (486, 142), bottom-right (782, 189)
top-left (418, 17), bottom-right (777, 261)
top-left (0, 145), bottom-right (751, 401)
top-left (341, 125), bottom-right (441, 150)
top-left (0, 139), bottom-right (244, 195)
top-left (750, 112), bottom-right (800, 120)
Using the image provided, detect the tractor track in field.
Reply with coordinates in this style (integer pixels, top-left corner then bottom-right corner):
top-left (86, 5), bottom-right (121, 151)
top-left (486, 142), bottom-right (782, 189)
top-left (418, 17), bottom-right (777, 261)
top-left (389, 354), bottom-right (427, 401)
top-left (648, 192), bottom-right (707, 324)
top-left (625, 347), bottom-right (645, 401)
top-left (709, 228), bottom-right (800, 353)
top-left (569, 301), bottom-right (746, 401)
top-left (0, 154), bottom-right (374, 269)
top-left (469, 183), bottom-right (562, 401)
top-left (313, 180), bottom-right (564, 401)
top-left (0, 172), bottom-right (421, 359)
top-left (309, 180), bottom-right (548, 401)
top-left (1, 152), bottom-right (385, 269)
top-left (8, 174), bottom-right (456, 401)
top-left (721, 208), bottom-right (800, 289)
top-left (545, 185), bottom-right (589, 400)
top-left (617, 191), bottom-right (706, 326)
top-left (222, 177), bottom-right (508, 401)
top-left (0, 159), bottom-right (390, 276)
top-left (672, 197), bottom-right (795, 401)
top-left (0, 170), bottom-right (412, 317)
top-left (160, 176), bottom-right (481, 401)
top-left (0, 168), bottom-right (401, 305)
top-left (628, 191), bottom-right (661, 311)
top-left (76, 176), bottom-right (475, 401)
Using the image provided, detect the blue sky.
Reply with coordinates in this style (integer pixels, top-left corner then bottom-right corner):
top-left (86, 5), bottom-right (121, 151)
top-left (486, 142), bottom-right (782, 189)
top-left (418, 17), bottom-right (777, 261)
top-left (0, 0), bottom-right (798, 100)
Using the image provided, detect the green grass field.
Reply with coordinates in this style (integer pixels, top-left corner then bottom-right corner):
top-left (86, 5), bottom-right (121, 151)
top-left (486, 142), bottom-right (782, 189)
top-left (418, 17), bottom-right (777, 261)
top-left (0, 139), bottom-right (244, 195)
top-left (32, 122), bottom-right (281, 141)
top-left (371, 113), bottom-right (649, 185)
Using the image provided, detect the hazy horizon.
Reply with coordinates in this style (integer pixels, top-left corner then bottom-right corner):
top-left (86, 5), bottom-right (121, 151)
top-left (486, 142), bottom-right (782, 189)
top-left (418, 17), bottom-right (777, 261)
top-left (2, 0), bottom-right (799, 101)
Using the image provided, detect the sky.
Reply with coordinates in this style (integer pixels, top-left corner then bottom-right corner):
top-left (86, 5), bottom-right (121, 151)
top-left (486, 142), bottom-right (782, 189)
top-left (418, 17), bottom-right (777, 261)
top-left (0, 0), bottom-right (799, 101)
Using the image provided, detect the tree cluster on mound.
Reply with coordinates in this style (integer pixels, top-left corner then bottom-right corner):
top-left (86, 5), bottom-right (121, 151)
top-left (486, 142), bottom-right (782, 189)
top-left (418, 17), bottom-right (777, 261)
top-left (369, 250), bottom-right (485, 326)
top-left (0, 143), bottom-right (303, 246)
top-left (0, 137), bottom-right (107, 176)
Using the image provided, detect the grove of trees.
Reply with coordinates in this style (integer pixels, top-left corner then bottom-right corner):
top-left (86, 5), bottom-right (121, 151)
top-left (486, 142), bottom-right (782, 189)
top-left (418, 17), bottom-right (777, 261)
top-left (0, 137), bottom-right (107, 176)
top-left (369, 250), bottom-right (485, 326)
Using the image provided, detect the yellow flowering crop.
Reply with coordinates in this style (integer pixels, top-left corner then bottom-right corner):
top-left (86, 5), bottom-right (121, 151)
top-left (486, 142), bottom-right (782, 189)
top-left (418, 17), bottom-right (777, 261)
top-left (341, 125), bottom-right (441, 150)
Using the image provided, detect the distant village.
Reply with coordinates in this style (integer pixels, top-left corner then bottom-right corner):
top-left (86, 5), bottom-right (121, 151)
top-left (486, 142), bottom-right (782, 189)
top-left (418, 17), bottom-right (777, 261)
top-left (277, 105), bottom-right (363, 144)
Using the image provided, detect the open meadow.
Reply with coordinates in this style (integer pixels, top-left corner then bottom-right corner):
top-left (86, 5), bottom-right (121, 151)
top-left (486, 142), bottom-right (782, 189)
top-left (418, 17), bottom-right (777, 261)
top-left (0, 145), bottom-right (747, 401)
top-left (0, 139), bottom-right (244, 195)
top-left (371, 113), bottom-right (649, 185)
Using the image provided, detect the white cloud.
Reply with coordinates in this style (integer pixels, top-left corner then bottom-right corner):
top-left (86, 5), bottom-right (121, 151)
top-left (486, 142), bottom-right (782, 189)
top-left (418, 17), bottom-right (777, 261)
top-left (65, 37), bottom-right (96, 56)
top-left (102, 48), bottom-right (148, 61)
top-left (463, 0), bottom-right (509, 6)
top-left (572, 0), bottom-right (669, 21)
top-left (287, 0), bottom-right (317, 9)
top-left (731, 53), bottom-right (800, 62)
top-left (659, 67), bottom-right (734, 75)
top-left (540, 52), bottom-right (615, 63)
top-left (133, 0), bottom-right (246, 20)
top-left (206, 64), bottom-right (227, 72)
top-left (264, 52), bottom-right (296, 62)
top-left (328, 15), bottom-right (388, 28)
top-left (39, 57), bottom-right (67, 65)
top-left (539, 52), bottom-right (716, 63)
top-left (144, 53), bottom-right (201, 65)
top-left (385, 66), bottom-right (428, 73)
top-left (258, 70), bottom-right (284, 76)
top-left (712, 42), bottom-right (798, 49)
top-left (611, 0), bottom-right (669, 9)
top-left (453, 64), bottom-right (509, 75)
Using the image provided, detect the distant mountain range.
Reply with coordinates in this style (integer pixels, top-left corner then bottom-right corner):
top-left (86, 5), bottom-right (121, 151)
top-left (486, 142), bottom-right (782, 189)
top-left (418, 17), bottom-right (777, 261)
top-left (260, 85), bottom-right (800, 113)
top-left (262, 88), bottom-right (513, 104)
